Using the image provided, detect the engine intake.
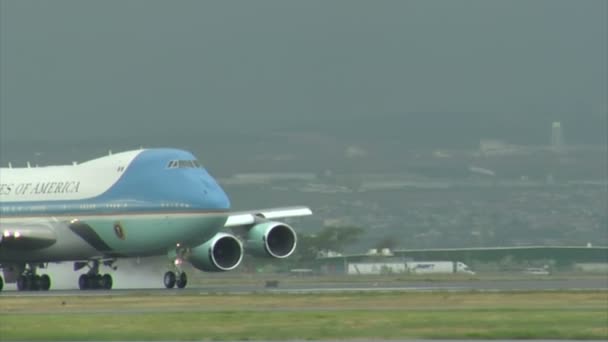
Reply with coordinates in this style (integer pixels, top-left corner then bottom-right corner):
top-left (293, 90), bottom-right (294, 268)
top-left (246, 222), bottom-right (297, 258)
top-left (188, 233), bottom-right (243, 272)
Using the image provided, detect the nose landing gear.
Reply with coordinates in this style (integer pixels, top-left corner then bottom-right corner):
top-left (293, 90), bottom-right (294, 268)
top-left (164, 251), bottom-right (188, 289)
top-left (163, 270), bottom-right (187, 289)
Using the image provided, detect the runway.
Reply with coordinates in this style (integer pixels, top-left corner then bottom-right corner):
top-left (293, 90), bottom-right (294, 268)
top-left (2, 277), bottom-right (606, 297)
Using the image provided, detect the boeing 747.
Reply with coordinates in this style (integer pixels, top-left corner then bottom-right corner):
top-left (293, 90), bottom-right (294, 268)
top-left (0, 148), bottom-right (312, 291)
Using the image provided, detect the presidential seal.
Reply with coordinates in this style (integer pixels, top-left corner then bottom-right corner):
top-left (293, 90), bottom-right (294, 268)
top-left (113, 222), bottom-right (126, 240)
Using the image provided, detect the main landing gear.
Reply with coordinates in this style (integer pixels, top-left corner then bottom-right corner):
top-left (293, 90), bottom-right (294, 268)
top-left (78, 273), bottom-right (113, 290)
top-left (77, 260), bottom-right (114, 290)
top-left (16, 264), bottom-right (51, 291)
top-left (17, 274), bottom-right (51, 291)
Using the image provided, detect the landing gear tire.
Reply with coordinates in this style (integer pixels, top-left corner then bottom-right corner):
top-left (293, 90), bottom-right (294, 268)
top-left (31, 275), bottom-right (41, 291)
top-left (0, 276), bottom-right (3, 292)
top-left (79, 274), bottom-right (88, 290)
top-left (176, 272), bottom-right (187, 289)
top-left (17, 275), bottom-right (28, 291)
top-left (40, 274), bottom-right (51, 291)
top-left (164, 271), bottom-right (176, 289)
top-left (94, 274), bottom-right (103, 288)
top-left (101, 274), bottom-right (113, 290)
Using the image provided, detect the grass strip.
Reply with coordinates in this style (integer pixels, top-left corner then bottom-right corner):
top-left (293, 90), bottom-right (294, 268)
top-left (1, 291), bottom-right (606, 340)
top-left (1, 308), bottom-right (606, 340)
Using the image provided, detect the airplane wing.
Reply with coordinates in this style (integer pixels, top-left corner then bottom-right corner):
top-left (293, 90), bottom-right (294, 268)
top-left (0, 223), bottom-right (57, 250)
top-left (224, 206), bottom-right (312, 227)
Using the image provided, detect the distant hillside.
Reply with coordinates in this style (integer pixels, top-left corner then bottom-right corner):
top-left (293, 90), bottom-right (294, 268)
top-left (1, 112), bottom-right (605, 176)
top-left (282, 112), bottom-right (607, 148)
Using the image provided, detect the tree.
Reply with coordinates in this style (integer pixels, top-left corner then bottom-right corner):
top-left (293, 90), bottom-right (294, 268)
top-left (375, 235), bottom-right (400, 250)
top-left (314, 225), bottom-right (364, 252)
top-left (295, 225), bottom-right (364, 262)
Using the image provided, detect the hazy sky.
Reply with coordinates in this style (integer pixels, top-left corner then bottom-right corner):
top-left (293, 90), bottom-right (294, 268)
top-left (0, 0), bottom-right (606, 143)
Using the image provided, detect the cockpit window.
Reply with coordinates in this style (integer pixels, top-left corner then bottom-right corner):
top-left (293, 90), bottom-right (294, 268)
top-left (166, 160), bottom-right (202, 169)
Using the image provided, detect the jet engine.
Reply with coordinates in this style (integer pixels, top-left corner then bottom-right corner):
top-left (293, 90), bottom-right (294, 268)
top-left (188, 233), bottom-right (243, 272)
top-left (246, 221), bottom-right (297, 258)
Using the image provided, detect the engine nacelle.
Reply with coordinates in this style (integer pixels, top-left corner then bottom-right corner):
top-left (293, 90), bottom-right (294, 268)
top-left (188, 233), bottom-right (243, 272)
top-left (246, 221), bottom-right (297, 258)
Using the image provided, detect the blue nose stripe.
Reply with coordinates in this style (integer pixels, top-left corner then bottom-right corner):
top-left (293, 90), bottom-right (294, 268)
top-left (97, 149), bottom-right (231, 210)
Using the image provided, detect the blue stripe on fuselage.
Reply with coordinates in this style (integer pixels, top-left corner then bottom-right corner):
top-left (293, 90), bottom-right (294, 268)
top-left (0, 149), bottom-right (231, 216)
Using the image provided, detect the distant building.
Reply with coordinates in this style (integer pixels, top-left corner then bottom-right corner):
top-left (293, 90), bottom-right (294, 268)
top-left (469, 166), bottom-right (496, 177)
top-left (479, 139), bottom-right (518, 156)
top-left (551, 122), bottom-right (564, 151)
top-left (221, 172), bottom-right (317, 185)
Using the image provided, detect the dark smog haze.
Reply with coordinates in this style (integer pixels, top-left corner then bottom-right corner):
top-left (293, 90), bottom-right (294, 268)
top-left (1, 2), bottom-right (606, 151)
top-left (0, 1), bottom-right (606, 248)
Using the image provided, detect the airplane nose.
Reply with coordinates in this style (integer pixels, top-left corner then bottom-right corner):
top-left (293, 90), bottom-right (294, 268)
top-left (210, 186), bottom-right (230, 209)
top-left (199, 176), bottom-right (230, 210)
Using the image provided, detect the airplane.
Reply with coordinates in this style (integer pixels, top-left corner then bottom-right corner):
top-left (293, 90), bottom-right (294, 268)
top-left (0, 148), bottom-right (312, 291)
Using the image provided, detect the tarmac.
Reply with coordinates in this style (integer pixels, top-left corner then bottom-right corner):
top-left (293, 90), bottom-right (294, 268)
top-left (1, 277), bottom-right (606, 297)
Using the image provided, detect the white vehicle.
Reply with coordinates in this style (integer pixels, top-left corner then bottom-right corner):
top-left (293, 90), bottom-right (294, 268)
top-left (522, 267), bottom-right (550, 275)
top-left (406, 261), bottom-right (475, 275)
top-left (347, 262), bottom-right (407, 275)
top-left (346, 261), bottom-right (475, 275)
